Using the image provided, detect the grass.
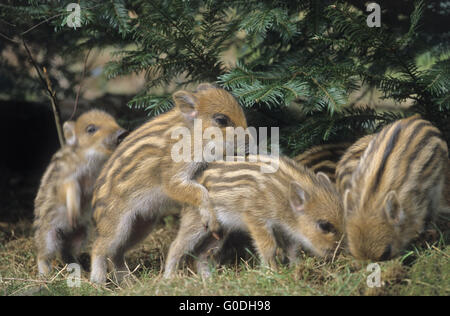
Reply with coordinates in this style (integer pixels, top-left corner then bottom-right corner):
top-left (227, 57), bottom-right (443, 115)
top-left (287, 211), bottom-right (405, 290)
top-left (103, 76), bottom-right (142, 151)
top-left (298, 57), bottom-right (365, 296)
top-left (0, 216), bottom-right (449, 296)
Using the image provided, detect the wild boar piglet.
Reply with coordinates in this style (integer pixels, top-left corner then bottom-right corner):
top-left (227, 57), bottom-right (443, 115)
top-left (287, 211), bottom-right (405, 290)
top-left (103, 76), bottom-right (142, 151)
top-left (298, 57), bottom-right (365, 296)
top-left (34, 110), bottom-right (127, 275)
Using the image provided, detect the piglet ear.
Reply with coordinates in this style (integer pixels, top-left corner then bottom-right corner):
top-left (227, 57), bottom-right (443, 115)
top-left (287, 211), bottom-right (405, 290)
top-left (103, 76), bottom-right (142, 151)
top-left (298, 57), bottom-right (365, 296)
top-left (289, 181), bottom-right (309, 214)
top-left (173, 90), bottom-right (198, 122)
top-left (384, 190), bottom-right (404, 226)
top-left (63, 121), bottom-right (77, 146)
top-left (316, 172), bottom-right (332, 184)
top-left (343, 189), bottom-right (354, 217)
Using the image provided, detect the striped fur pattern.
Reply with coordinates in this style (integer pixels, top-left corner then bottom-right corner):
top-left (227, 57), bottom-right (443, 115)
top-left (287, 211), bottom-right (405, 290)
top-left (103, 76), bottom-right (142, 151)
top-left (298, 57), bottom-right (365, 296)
top-left (89, 83), bottom-right (248, 284)
top-left (344, 115), bottom-right (448, 261)
top-left (335, 134), bottom-right (375, 196)
top-left (337, 131), bottom-right (450, 211)
top-left (33, 110), bottom-right (126, 275)
top-left (164, 155), bottom-right (345, 278)
top-left (294, 143), bottom-right (351, 182)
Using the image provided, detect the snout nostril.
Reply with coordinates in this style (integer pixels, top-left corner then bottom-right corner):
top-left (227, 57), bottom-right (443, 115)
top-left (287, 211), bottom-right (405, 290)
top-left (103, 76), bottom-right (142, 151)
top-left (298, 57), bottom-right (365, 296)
top-left (117, 130), bottom-right (129, 144)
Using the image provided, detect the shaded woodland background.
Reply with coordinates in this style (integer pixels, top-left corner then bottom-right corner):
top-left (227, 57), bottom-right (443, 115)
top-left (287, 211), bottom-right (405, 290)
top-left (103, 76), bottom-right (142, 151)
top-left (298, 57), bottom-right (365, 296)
top-left (0, 0), bottom-right (449, 224)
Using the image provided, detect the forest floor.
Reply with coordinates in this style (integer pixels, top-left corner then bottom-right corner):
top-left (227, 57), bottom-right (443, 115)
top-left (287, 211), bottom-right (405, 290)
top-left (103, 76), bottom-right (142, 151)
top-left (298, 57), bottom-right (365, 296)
top-left (0, 214), bottom-right (449, 296)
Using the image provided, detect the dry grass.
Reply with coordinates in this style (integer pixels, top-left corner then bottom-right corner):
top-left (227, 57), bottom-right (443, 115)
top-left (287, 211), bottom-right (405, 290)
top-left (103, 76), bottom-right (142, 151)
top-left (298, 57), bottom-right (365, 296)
top-left (0, 215), bottom-right (449, 296)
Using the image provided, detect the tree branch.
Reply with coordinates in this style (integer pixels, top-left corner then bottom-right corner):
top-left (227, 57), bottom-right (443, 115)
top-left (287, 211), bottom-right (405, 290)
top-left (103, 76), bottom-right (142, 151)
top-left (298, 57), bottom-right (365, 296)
top-left (70, 47), bottom-right (93, 120)
top-left (22, 38), bottom-right (65, 148)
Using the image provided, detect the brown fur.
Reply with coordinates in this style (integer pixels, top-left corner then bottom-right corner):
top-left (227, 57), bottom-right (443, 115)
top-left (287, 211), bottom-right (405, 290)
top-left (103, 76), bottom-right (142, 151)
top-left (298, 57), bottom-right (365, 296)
top-left (337, 132), bottom-right (450, 211)
top-left (163, 155), bottom-right (345, 278)
top-left (294, 143), bottom-right (351, 182)
top-left (344, 115), bottom-right (448, 261)
top-left (335, 135), bottom-right (375, 195)
top-left (89, 83), bottom-right (248, 284)
top-left (445, 158), bottom-right (450, 208)
top-left (33, 110), bottom-right (127, 275)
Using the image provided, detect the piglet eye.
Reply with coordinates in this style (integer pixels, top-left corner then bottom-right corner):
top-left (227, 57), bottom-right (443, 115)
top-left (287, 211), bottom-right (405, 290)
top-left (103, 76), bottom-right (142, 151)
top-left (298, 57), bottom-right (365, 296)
top-left (213, 114), bottom-right (230, 127)
top-left (86, 124), bottom-right (98, 134)
top-left (317, 220), bottom-right (335, 234)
